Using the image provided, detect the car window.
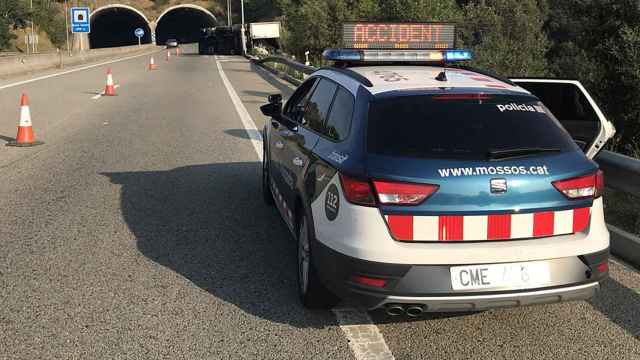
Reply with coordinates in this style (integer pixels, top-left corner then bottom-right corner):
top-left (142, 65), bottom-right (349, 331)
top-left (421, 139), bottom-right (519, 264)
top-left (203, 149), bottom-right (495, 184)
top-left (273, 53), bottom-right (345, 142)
top-left (325, 87), bottom-right (354, 142)
top-left (284, 78), bottom-right (317, 123)
top-left (514, 82), bottom-right (601, 150)
top-left (367, 94), bottom-right (579, 160)
top-left (303, 79), bottom-right (337, 133)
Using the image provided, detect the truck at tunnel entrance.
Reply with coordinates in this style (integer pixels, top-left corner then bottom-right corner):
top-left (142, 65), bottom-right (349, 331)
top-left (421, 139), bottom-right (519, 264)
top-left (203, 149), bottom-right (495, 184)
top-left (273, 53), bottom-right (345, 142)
top-left (198, 26), bottom-right (243, 55)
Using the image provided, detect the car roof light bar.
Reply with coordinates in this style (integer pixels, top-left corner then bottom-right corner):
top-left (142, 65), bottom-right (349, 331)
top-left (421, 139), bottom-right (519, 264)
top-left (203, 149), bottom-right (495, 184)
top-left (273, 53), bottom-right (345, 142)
top-left (323, 49), bottom-right (472, 64)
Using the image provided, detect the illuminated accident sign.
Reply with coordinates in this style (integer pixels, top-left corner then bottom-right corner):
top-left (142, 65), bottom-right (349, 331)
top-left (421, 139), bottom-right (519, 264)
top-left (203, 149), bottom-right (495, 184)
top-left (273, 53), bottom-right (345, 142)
top-left (342, 23), bottom-right (456, 50)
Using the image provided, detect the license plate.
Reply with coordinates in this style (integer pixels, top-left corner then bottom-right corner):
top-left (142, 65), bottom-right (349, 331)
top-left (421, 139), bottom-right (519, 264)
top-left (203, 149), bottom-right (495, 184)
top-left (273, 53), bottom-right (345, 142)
top-left (450, 261), bottom-right (551, 291)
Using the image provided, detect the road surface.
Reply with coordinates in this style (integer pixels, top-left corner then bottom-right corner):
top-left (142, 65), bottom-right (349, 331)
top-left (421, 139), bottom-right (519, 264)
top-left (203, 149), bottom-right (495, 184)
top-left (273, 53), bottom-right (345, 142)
top-left (1, 45), bottom-right (639, 359)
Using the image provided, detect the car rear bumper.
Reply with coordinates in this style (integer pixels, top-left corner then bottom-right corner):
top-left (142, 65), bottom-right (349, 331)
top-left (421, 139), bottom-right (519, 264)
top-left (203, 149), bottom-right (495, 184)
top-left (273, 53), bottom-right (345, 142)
top-left (313, 240), bottom-right (608, 311)
top-left (362, 282), bottom-right (599, 312)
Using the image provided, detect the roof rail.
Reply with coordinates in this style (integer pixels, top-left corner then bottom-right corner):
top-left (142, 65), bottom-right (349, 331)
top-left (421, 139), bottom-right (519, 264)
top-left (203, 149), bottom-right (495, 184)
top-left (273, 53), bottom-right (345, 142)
top-left (320, 66), bottom-right (373, 87)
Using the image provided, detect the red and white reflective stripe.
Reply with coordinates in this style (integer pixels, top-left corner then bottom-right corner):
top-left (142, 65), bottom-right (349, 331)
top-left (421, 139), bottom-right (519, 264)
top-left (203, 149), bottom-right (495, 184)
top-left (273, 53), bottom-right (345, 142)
top-left (385, 208), bottom-right (591, 241)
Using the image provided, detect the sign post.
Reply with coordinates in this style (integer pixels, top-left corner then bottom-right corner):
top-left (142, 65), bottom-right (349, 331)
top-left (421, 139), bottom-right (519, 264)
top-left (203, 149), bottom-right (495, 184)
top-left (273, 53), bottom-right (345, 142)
top-left (70, 7), bottom-right (90, 51)
top-left (134, 28), bottom-right (145, 47)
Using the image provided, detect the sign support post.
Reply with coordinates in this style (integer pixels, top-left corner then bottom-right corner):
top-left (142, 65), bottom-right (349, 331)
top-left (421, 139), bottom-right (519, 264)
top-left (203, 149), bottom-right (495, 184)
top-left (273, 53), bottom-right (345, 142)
top-left (134, 28), bottom-right (145, 47)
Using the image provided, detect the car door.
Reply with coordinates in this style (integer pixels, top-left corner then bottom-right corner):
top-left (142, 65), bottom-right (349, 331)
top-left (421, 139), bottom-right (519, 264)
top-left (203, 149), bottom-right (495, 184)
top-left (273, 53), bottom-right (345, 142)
top-left (269, 77), bottom-right (318, 228)
top-left (510, 79), bottom-right (616, 159)
top-left (280, 78), bottom-right (338, 213)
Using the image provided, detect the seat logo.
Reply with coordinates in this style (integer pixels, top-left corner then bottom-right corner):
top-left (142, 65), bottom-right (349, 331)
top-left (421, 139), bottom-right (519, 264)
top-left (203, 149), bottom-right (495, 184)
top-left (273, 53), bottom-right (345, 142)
top-left (490, 178), bottom-right (507, 193)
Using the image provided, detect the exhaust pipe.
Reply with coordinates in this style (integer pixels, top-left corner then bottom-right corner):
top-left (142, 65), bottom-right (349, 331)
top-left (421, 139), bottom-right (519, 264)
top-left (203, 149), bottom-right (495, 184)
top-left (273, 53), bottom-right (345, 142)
top-left (385, 304), bottom-right (405, 316)
top-left (406, 305), bottom-right (425, 317)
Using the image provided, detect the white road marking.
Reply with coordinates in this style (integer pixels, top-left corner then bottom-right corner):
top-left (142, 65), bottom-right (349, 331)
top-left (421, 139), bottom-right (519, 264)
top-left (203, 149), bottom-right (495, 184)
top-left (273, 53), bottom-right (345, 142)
top-left (215, 55), bottom-right (395, 360)
top-left (91, 84), bottom-right (120, 100)
top-left (0, 50), bottom-right (158, 91)
top-left (215, 56), bottom-right (263, 160)
top-left (333, 307), bottom-right (395, 360)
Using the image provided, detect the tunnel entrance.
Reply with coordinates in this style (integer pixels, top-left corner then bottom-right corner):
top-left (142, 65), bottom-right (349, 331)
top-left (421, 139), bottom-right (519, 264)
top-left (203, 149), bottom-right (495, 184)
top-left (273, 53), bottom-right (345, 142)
top-left (90, 5), bottom-right (152, 49)
top-left (155, 6), bottom-right (217, 45)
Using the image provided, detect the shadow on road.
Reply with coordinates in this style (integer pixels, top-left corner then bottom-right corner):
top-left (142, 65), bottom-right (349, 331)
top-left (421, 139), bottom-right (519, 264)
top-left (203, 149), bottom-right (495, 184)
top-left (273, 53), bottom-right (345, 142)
top-left (0, 134), bottom-right (15, 143)
top-left (242, 89), bottom-right (275, 98)
top-left (590, 277), bottom-right (640, 338)
top-left (101, 162), bottom-right (339, 328)
top-left (224, 129), bottom-right (262, 141)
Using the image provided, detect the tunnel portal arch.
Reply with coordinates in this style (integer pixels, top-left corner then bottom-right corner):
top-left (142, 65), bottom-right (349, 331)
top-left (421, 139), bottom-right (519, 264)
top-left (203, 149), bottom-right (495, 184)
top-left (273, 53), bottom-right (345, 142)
top-left (90, 4), bottom-right (152, 48)
top-left (155, 5), bottom-right (217, 45)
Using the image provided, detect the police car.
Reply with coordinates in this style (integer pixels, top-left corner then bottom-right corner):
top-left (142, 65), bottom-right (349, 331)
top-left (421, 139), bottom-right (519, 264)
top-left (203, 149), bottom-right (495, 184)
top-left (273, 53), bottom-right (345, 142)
top-left (260, 23), bottom-right (615, 315)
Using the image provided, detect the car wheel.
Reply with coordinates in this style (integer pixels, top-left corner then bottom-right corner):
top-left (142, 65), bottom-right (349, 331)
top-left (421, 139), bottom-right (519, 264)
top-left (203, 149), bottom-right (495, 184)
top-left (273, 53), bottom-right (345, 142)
top-left (297, 213), bottom-right (337, 308)
top-left (262, 144), bottom-right (275, 206)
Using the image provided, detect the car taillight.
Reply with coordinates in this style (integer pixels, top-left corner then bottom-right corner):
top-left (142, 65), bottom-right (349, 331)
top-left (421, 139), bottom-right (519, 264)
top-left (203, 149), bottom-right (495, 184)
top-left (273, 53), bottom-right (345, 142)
top-left (339, 174), bottom-right (376, 206)
top-left (595, 169), bottom-right (604, 198)
top-left (552, 170), bottom-right (604, 200)
top-left (350, 275), bottom-right (387, 288)
top-left (373, 180), bottom-right (439, 205)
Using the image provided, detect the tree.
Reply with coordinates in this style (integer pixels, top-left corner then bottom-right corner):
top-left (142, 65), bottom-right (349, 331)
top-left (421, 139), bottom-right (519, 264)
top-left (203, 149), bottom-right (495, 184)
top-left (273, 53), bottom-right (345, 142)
top-left (0, 0), bottom-right (29, 49)
top-left (458, 0), bottom-right (549, 76)
top-left (546, 0), bottom-right (640, 155)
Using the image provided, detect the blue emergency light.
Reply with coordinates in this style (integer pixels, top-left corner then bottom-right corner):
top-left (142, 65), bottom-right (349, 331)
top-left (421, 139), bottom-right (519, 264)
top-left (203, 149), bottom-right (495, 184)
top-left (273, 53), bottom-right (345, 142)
top-left (322, 49), bottom-right (473, 63)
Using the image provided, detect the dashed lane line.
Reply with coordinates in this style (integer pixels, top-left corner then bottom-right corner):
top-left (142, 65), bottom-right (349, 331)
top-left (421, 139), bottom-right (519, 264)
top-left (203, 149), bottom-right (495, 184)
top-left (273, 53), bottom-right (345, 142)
top-left (215, 55), bottom-right (395, 360)
top-left (0, 50), bottom-right (159, 91)
top-left (333, 307), bottom-right (395, 360)
top-left (91, 84), bottom-right (120, 100)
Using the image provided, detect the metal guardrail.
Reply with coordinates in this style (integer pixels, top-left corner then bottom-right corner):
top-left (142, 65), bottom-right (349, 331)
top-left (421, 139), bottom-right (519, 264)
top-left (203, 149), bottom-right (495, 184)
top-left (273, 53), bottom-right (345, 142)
top-left (256, 55), bottom-right (317, 75)
top-left (252, 55), bottom-right (316, 86)
top-left (596, 150), bottom-right (640, 195)
top-left (252, 53), bottom-right (640, 267)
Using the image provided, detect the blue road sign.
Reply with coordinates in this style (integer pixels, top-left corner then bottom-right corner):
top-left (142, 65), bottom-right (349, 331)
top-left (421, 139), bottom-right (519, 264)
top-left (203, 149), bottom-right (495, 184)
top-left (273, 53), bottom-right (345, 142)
top-left (134, 28), bottom-right (145, 38)
top-left (71, 7), bottom-right (90, 33)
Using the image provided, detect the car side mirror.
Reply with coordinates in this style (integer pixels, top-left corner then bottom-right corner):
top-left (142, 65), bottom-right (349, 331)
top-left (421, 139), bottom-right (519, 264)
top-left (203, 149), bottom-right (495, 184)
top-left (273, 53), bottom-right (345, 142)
top-left (260, 102), bottom-right (282, 118)
top-left (268, 93), bottom-right (282, 104)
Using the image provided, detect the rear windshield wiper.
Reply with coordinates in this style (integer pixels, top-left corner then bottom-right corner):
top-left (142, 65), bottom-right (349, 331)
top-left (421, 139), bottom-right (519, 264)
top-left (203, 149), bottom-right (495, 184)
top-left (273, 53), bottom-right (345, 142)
top-left (487, 147), bottom-right (561, 160)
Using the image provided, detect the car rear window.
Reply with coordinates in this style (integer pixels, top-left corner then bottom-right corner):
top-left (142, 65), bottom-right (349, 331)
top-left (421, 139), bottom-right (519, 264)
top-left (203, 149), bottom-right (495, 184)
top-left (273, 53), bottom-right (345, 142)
top-left (367, 94), bottom-right (578, 160)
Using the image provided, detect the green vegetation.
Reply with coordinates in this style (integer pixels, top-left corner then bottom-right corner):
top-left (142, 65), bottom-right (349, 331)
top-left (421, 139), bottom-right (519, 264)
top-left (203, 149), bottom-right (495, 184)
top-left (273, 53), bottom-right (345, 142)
top-left (274, 0), bottom-right (640, 159)
top-left (0, 0), bottom-right (30, 49)
top-left (0, 0), bottom-right (67, 50)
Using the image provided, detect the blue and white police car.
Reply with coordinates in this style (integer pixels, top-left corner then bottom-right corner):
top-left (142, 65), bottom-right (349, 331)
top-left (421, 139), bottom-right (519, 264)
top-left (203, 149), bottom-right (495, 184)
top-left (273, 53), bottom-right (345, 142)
top-left (260, 23), bottom-right (615, 316)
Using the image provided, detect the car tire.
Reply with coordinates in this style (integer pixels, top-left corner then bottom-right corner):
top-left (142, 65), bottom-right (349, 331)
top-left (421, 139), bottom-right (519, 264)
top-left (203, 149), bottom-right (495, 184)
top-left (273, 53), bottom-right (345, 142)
top-left (262, 142), bottom-right (275, 206)
top-left (297, 213), bottom-right (338, 309)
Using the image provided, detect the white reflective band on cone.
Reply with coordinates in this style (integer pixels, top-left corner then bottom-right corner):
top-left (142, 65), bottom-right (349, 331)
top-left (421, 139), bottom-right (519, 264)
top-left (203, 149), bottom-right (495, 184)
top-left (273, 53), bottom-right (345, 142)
top-left (19, 105), bottom-right (32, 127)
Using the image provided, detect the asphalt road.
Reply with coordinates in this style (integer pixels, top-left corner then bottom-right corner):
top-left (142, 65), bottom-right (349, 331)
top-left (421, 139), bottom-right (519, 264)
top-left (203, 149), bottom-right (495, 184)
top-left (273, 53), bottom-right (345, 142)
top-left (1, 45), bottom-right (639, 359)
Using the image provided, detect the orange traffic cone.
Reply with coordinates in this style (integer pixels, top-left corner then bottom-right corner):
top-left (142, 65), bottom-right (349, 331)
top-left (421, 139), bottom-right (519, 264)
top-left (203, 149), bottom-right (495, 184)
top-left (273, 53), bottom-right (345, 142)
top-left (166, 51), bottom-right (171, 61)
top-left (148, 57), bottom-right (157, 70)
top-left (6, 93), bottom-right (43, 147)
top-left (104, 68), bottom-right (116, 96)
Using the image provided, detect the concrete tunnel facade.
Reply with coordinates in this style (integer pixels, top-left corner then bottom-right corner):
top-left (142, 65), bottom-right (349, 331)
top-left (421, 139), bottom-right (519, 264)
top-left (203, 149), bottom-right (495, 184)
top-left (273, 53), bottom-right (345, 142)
top-left (89, 4), bottom-right (217, 49)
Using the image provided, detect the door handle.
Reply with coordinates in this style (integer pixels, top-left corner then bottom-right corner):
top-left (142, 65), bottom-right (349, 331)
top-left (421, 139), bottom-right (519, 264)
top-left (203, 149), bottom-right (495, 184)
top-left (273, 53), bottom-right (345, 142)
top-left (275, 141), bottom-right (284, 149)
top-left (292, 157), bottom-right (304, 167)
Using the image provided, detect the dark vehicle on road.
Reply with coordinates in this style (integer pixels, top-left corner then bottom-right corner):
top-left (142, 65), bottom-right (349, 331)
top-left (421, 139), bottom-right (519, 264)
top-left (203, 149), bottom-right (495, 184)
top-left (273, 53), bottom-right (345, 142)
top-left (198, 26), bottom-right (241, 55)
top-left (260, 22), bottom-right (615, 316)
